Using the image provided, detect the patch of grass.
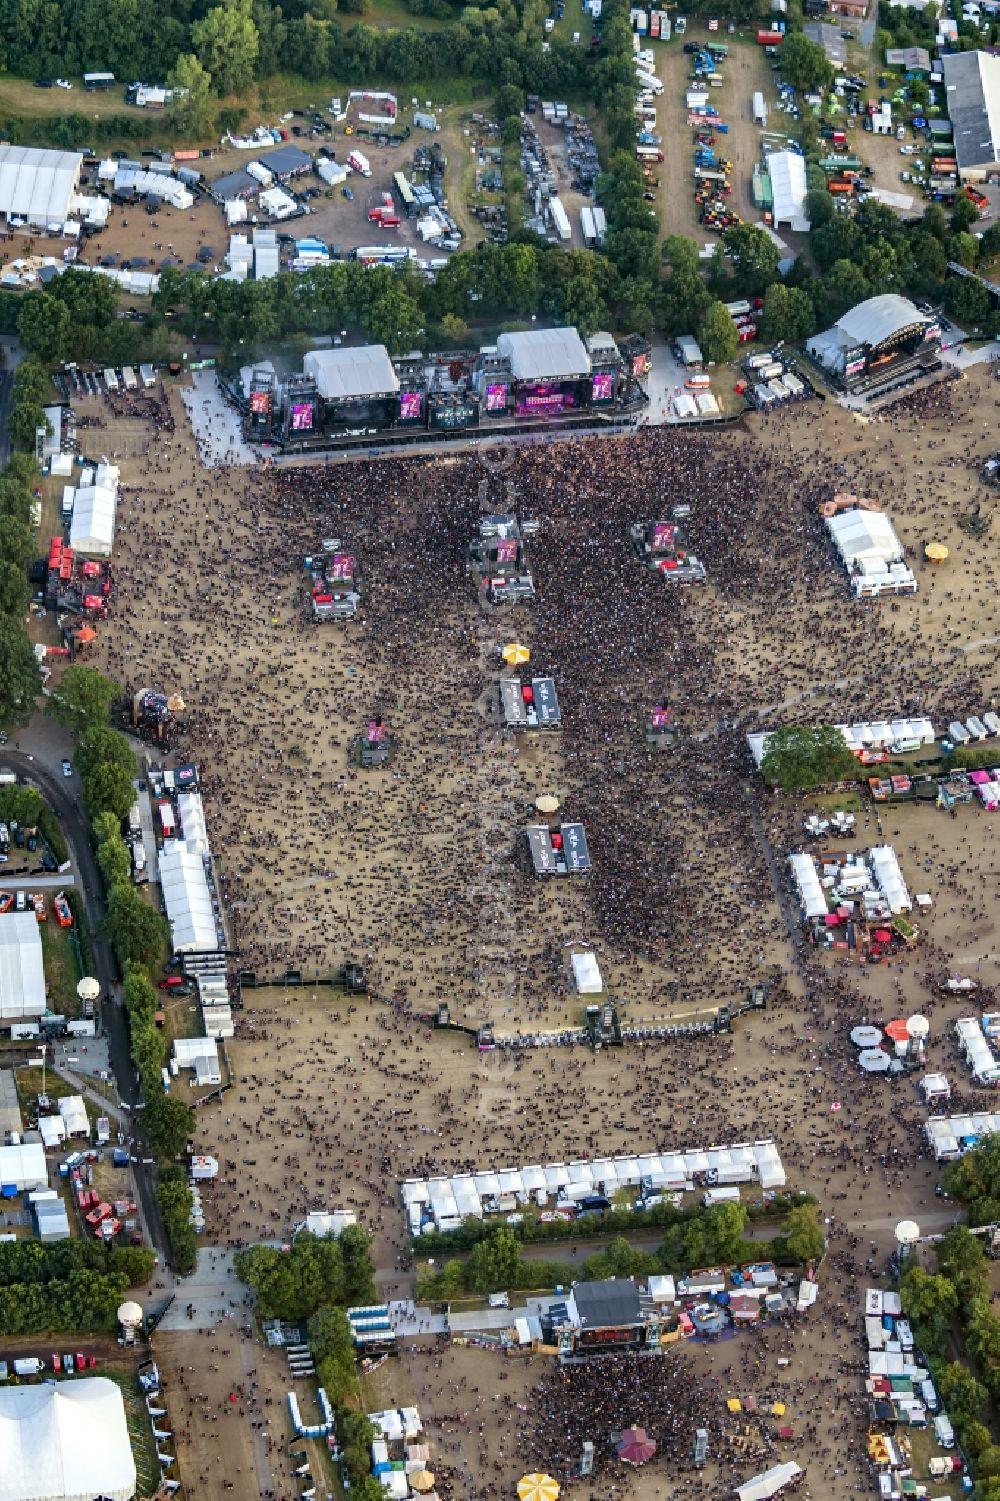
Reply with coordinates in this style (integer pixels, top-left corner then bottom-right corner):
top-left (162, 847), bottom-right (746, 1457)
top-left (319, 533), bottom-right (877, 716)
top-left (40, 918), bottom-right (83, 1017)
top-left (14, 1065), bottom-right (96, 1125)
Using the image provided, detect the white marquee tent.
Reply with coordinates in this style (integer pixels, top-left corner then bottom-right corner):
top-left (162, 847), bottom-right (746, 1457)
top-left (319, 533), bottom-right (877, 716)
top-left (571, 951), bottom-right (603, 994)
top-left (57, 1095), bottom-right (89, 1138)
top-left (0, 146), bottom-right (83, 227)
top-left (768, 151), bottom-right (809, 232)
top-left (159, 841), bottom-right (217, 951)
top-left (0, 913), bottom-right (46, 1023)
top-left (869, 845), bottom-right (911, 913)
top-left (0, 1377), bottom-right (136, 1501)
top-left (789, 852), bottom-right (826, 919)
top-left (0, 1141), bottom-right (47, 1192)
top-left (69, 464), bottom-right (119, 558)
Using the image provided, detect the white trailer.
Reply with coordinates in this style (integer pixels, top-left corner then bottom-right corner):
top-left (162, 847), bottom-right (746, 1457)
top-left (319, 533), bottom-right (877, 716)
top-left (348, 149), bottom-right (372, 176)
top-left (317, 159), bottom-right (349, 187)
top-left (548, 195), bottom-right (571, 241)
top-left (592, 205), bottom-right (607, 244)
top-left (752, 91), bottom-right (767, 126)
top-left (580, 205), bottom-right (597, 247)
top-left (121, 366), bottom-right (138, 391)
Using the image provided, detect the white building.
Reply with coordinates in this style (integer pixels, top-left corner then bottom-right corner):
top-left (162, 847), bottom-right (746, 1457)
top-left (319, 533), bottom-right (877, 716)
top-left (942, 50), bottom-right (1000, 181)
top-left (0, 146), bottom-right (84, 228)
top-left (0, 1377), bottom-right (136, 1501)
top-left (825, 505), bottom-right (917, 597)
top-left (159, 840), bottom-right (217, 952)
top-left (767, 151), bottom-right (810, 232)
top-left (0, 912), bottom-right (46, 1023)
top-left (69, 462), bottom-right (119, 558)
top-left (173, 1035), bottom-right (222, 1086)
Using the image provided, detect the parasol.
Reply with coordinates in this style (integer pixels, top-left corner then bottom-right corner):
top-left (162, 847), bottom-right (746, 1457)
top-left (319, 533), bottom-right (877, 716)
top-left (873, 929), bottom-right (893, 944)
top-left (502, 643), bottom-right (530, 665)
top-left (411, 1474), bottom-right (436, 1493)
top-left (77, 977), bottom-right (100, 1002)
top-left (858, 1048), bottom-right (891, 1073)
top-left (850, 1025), bottom-right (882, 1048)
top-left (535, 794), bottom-right (560, 814)
top-left (924, 542), bottom-right (949, 562)
top-left (517, 1477), bottom-right (559, 1501)
top-left (167, 694), bottom-right (186, 712)
top-left (618, 1427), bottom-right (657, 1466)
top-left (885, 1018), bottom-right (911, 1043)
top-left (75, 625), bottom-right (97, 643)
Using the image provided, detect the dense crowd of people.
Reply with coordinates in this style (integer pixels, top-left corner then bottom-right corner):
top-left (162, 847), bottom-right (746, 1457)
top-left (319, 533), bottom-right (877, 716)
top-left (87, 369), bottom-right (1000, 1501)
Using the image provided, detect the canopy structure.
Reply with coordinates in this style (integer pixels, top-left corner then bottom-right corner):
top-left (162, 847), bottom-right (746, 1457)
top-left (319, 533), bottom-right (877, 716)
top-left (571, 951), bottom-right (604, 994)
top-left (517, 1477), bottom-right (560, 1501)
top-left (850, 1026), bottom-right (883, 1048)
top-left (497, 326), bottom-right (590, 382)
top-left (0, 912), bottom-right (46, 1022)
top-left (788, 852), bottom-right (826, 919)
top-left (767, 151), bottom-right (809, 231)
top-left (304, 345), bottom-right (399, 401)
top-left (869, 845), bottom-right (911, 913)
top-left (0, 1377), bottom-right (137, 1501)
top-left (178, 790), bottom-right (209, 853)
top-left (735, 1461), bottom-right (803, 1501)
top-left (159, 840), bottom-right (217, 951)
top-left (57, 1095), bottom-right (89, 1137)
top-left (0, 1142), bottom-right (46, 1190)
top-left (0, 145), bottom-right (83, 226)
top-left (69, 463), bottom-right (119, 558)
top-left (858, 1049), bottom-right (891, 1073)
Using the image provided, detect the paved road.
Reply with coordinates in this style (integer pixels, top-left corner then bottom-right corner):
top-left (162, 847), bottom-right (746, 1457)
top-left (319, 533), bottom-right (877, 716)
top-left (2, 747), bottom-right (169, 1261)
top-left (158, 1249), bottom-right (252, 1331)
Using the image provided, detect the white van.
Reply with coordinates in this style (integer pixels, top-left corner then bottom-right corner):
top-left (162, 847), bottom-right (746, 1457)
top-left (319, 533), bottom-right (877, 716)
top-left (702, 1186), bottom-right (741, 1207)
top-left (933, 1414), bottom-right (954, 1449)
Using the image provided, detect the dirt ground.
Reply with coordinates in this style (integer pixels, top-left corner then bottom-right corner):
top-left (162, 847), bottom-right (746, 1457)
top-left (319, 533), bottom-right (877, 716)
top-left (656, 30), bottom-right (780, 243)
top-left (61, 360), bottom-right (1000, 1501)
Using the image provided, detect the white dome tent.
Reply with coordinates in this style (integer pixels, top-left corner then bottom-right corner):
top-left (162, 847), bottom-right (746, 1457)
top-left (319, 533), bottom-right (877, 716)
top-left (0, 1377), bottom-right (136, 1501)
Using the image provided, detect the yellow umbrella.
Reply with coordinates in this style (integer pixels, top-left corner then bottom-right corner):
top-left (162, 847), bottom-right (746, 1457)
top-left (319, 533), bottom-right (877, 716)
top-left (924, 542), bottom-right (949, 563)
top-left (518, 1476), bottom-right (559, 1501)
top-left (771, 1402), bottom-right (786, 1417)
top-left (502, 642), bottom-right (530, 665)
top-left (535, 794), bottom-right (560, 814)
top-left (411, 1473), bottom-right (436, 1493)
top-left (726, 1397), bottom-right (742, 1413)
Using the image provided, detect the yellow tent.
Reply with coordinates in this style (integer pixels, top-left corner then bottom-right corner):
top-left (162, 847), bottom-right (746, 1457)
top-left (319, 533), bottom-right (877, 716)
top-left (502, 643), bottom-right (530, 665)
top-left (771, 1402), bottom-right (786, 1417)
top-left (726, 1398), bottom-right (742, 1413)
top-left (517, 1476), bottom-right (560, 1501)
top-left (411, 1474), bottom-right (436, 1493)
top-left (924, 542), bottom-right (949, 563)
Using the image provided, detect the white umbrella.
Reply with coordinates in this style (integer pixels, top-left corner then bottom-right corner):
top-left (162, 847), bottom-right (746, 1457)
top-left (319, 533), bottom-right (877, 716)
top-left (77, 977), bottom-right (101, 1002)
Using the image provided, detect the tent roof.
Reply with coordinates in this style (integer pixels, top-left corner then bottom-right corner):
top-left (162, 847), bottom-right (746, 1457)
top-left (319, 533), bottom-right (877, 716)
top-left (835, 293), bottom-right (929, 350)
top-left (571, 951), bottom-right (603, 994)
top-left (0, 914), bottom-right (46, 1020)
top-left (0, 145), bottom-right (83, 223)
top-left (496, 326), bottom-right (591, 381)
top-left (68, 482), bottom-right (116, 556)
top-left (159, 841), bottom-right (217, 951)
top-left (0, 1377), bottom-right (136, 1501)
top-left (826, 508), bottom-right (903, 567)
top-left (768, 151), bottom-right (809, 231)
top-left (303, 345), bottom-right (399, 400)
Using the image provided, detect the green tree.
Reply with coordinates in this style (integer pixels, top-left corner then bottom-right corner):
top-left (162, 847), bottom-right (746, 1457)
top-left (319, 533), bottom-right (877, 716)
top-left (0, 561), bottom-right (29, 618)
top-left (0, 514), bottom-right (34, 573)
top-left (775, 32), bottom-right (833, 91)
top-left (46, 664), bottom-right (119, 735)
top-left (704, 1201), bottom-right (748, 1262)
top-left (96, 826), bottom-right (132, 887)
top-left (467, 1225), bottom-right (521, 1293)
top-left (77, 725), bottom-right (137, 820)
top-left (936, 1225), bottom-right (990, 1301)
top-left (935, 1361), bottom-right (988, 1426)
top-left (760, 725), bottom-right (858, 791)
top-left (759, 283), bottom-right (815, 343)
top-left (192, 0), bottom-right (260, 94)
top-left (697, 299), bottom-right (738, 364)
top-left (339, 1222), bottom-right (376, 1304)
top-left (166, 53), bottom-right (215, 138)
top-left (104, 884), bottom-right (168, 967)
top-left (0, 617), bottom-right (40, 726)
top-left (804, 189), bottom-right (835, 230)
top-left (107, 1245), bottom-right (157, 1285)
top-left (943, 274), bottom-right (990, 325)
top-left (900, 1265), bottom-right (958, 1344)
top-left (967, 1295), bottom-right (1000, 1365)
top-left (783, 1202), bottom-right (826, 1262)
top-left (722, 224), bottom-right (780, 297)
top-left (16, 294), bottom-right (72, 362)
top-left (142, 1094), bottom-right (195, 1159)
top-left (951, 193), bottom-right (980, 233)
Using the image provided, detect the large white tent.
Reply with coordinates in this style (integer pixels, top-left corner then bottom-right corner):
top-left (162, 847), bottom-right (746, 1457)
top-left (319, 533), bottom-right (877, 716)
top-left (0, 146), bottom-right (83, 227)
top-left (0, 913), bottom-right (46, 1023)
top-left (0, 1141), bottom-right (47, 1192)
top-left (571, 951), bottom-right (603, 994)
top-left (767, 151), bottom-right (809, 232)
top-left (159, 841), bottom-right (217, 951)
top-left (0, 1377), bottom-right (136, 1501)
top-left (69, 463), bottom-right (119, 558)
top-left (304, 345), bottom-right (399, 400)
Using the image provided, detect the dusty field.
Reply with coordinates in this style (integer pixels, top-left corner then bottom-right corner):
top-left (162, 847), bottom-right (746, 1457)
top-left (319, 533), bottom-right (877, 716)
top-left (68, 360), bottom-right (1000, 1501)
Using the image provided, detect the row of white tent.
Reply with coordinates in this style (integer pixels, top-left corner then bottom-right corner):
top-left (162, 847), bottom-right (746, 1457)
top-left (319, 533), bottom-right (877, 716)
top-left (955, 1017), bottom-right (1000, 1086)
top-left (747, 717), bottom-right (935, 769)
top-left (402, 1140), bottom-right (786, 1231)
top-left (925, 1112), bottom-right (1000, 1160)
top-left (868, 845), bottom-right (911, 915)
top-left (789, 844), bottom-right (910, 919)
top-left (159, 842), bottom-right (217, 952)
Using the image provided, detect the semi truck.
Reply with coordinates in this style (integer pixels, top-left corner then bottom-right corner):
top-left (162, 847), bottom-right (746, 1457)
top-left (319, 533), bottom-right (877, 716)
top-left (348, 149), bottom-right (371, 176)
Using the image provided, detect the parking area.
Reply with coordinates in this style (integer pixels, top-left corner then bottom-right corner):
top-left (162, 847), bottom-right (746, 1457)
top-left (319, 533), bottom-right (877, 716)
top-left (655, 30), bottom-right (781, 242)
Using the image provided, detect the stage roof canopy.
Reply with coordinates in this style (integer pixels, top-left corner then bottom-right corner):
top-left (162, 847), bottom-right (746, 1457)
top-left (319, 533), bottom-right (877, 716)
top-left (0, 1376), bottom-right (136, 1501)
top-left (835, 294), bottom-right (930, 351)
top-left (304, 345), bottom-right (400, 400)
top-left (496, 326), bottom-right (591, 382)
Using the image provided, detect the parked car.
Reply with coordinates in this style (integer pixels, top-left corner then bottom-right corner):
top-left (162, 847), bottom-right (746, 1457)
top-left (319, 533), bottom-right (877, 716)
top-left (61, 760), bottom-right (72, 777)
top-left (55, 78), bottom-right (72, 89)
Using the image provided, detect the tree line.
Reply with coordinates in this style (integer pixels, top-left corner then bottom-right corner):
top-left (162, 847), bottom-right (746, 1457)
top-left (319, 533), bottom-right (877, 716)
top-left (413, 1199), bottom-right (826, 1299)
top-left (48, 665), bottom-right (196, 1271)
top-left (897, 1137), bottom-right (1000, 1496)
top-left (0, 1236), bottom-right (155, 1335)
